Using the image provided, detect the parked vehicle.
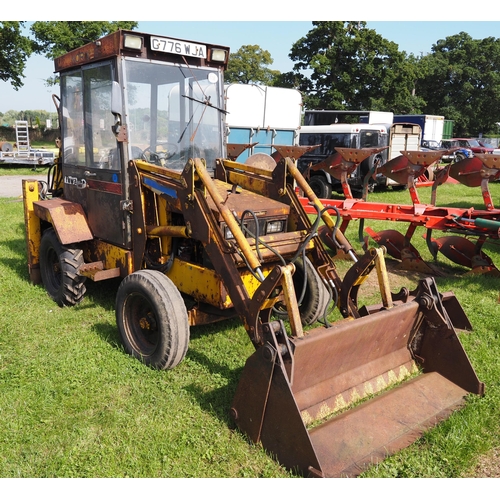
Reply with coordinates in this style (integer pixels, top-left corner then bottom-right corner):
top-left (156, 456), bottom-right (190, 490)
top-left (478, 139), bottom-right (497, 151)
top-left (297, 121), bottom-right (421, 197)
top-left (423, 139), bottom-right (473, 163)
top-left (297, 123), bottom-right (387, 197)
top-left (393, 114), bottom-right (445, 144)
top-left (450, 138), bottom-right (494, 154)
top-left (224, 83), bottom-right (302, 161)
top-left (20, 28), bottom-right (484, 478)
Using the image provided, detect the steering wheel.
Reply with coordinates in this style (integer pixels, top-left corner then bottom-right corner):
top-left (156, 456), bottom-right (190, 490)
top-left (141, 142), bottom-right (179, 166)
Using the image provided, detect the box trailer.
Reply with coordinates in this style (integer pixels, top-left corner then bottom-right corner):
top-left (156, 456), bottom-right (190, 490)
top-left (393, 114), bottom-right (444, 144)
top-left (224, 84), bottom-right (302, 161)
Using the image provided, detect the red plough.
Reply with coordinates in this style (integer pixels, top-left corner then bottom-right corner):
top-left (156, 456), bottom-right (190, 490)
top-left (300, 148), bottom-right (500, 276)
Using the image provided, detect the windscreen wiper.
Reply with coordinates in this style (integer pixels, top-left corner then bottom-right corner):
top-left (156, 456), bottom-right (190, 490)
top-left (182, 94), bottom-right (228, 115)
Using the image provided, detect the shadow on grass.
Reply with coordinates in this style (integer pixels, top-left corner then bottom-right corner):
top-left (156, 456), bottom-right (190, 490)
top-left (183, 347), bottom-right (244, 428)
top-left (90, 315), bottom-right (248, 430)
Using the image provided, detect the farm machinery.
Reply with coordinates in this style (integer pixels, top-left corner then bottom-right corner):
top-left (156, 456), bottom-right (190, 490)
top-left (22, 30), bottom-right (484, 477)
top-left (301, 147), bottom-right (500, 276)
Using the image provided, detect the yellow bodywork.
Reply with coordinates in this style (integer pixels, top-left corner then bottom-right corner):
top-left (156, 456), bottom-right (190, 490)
top-left (166, 257), bottom-right (277, 311)
top-left (22, 180), bottom-right (43, 283)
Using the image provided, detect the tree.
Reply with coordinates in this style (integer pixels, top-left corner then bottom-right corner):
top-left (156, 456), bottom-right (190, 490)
top-left (30, 21), bottom-right (138, 60)
top-left (0, 22), bottom-right (33, 90)
top-left (225, 44), bottom-right (280, 85)
top-left (287, 21), bottom-right (425, 113)
top-left (416, 32), bottom-right (500, 136)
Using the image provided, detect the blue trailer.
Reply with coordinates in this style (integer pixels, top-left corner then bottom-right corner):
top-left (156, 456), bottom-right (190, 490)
top-left (224, 84), bottom-right (302, 161)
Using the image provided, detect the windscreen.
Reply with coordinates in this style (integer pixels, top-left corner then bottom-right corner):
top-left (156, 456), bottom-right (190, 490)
top-left (124, 58), bottom-right (225, 170)
top-left (299, 132), bottom-right (355, 154)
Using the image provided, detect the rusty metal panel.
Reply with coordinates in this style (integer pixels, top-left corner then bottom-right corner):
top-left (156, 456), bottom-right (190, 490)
top-left (55, 31), bottom-right (122, 72)
top-left (87, 189), bottom-right (125, 247)
top-left (166, 257), bottom-right (231, 309)
top-left (208, 179), bottom-right (290, 221)
top-left (309, 372), bottom-right (469, 477)
top-left (33, 198), bottom-right (93, 245)
top-left (290, 302), bottom-right (420, 420)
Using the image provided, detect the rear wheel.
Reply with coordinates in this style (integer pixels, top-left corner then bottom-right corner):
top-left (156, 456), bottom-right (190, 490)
top-left (308, 175), bottom-right (332, 199)
top-left (115, 270), bottom-right (189, 369)
top-left (39, 228), bottom-right (86, 306)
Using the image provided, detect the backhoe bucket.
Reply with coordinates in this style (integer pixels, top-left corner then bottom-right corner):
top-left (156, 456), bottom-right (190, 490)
top-left (231, 277), bottom-right (484, 477)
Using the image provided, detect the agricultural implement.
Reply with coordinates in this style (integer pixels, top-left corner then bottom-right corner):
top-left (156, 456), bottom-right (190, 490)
top-left (302, 148), bottom-right (500, 276)
top-left (22, 30), bottom-right (484, 477)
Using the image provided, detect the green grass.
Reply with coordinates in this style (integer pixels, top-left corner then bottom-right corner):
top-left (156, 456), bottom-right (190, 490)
top-left (0, 165), bottom-right (52, 176)
top-left (0, 179), bottom-right (499, 478)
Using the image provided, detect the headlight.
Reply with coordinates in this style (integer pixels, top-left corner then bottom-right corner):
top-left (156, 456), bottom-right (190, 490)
top-left (124, 35), bottom-right (143, 50)
top-left (211, 49), bottom-right (227, 62)
top-left (266, 220), bottom-right (284, 234)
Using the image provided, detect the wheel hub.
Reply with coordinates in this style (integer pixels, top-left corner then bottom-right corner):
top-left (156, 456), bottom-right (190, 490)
top-left (139, 312), bottom-right (157, 331)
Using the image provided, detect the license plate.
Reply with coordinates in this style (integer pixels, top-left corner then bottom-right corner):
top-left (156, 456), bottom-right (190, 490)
top-left (150, 36), bottom-right (207, 59)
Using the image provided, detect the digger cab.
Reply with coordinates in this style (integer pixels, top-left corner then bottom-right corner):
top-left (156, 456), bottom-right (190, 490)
top-left (54, 30), bottom-right (229, 248)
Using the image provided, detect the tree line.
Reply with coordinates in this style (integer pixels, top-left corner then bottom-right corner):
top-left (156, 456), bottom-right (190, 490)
top-left (2, 21), bottom-right (500, 137)
top-left (0, 109), bottom-right (59, 129)
top-left (226, 22), bottom-right (500, 137)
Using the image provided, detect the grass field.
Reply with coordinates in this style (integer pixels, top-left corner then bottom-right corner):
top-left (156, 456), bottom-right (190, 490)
top-left (0, 176), bottom-right (499, 478)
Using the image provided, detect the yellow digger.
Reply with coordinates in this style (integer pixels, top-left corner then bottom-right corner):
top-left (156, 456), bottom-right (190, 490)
top-left (22, 30), bottom-right (484, 477)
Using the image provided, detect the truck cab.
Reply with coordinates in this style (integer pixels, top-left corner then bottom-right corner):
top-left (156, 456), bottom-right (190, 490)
top-left (297, 123), bottom-right (388, 197)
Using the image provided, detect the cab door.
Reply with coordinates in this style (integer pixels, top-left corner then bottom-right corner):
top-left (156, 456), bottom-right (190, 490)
top-left (60, 62), bottom-right (130, 248)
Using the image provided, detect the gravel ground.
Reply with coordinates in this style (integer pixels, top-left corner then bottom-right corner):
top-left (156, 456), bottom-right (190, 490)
top-left (0, 174), bottom-right (47, 198)
top-left (464, 447), bottom-right (500, 478)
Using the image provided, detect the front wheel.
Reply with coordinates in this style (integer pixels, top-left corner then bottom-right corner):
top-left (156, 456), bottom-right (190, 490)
top-left (273, 257), bottom-right (330, 326)
top-left (39, 228), bottom-right (86, 306)
top-left (115, 270), bottom-right (189, 369)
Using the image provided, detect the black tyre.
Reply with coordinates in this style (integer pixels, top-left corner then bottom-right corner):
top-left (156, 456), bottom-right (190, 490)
top-left (115, 270), bottom-right (189, 369)
top-left (360, 154), bottom-right (382, 177)
top-left (274, 257), bottom-right (329, 326)
top-left (454, 152), bottom-right (467, 162)
top-left (39, 228), bottom-right (86, 307)
top-left (308, 175), bottom-right (332, 199)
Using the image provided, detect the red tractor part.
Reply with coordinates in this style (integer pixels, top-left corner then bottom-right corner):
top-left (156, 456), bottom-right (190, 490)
top-left (377, 150), bottom-right (444, 205)
top-left (449, 154), bottom-right (500, 210)
top-left (306, 151), bottom-right (500, 276)
top-left (307, 147), bottom-right (388, 200)
top-left (303, 196), bottom-right (500, 276)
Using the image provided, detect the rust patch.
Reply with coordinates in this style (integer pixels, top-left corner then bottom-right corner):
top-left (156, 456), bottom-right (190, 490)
top-left (34, 198), bottom-right (93, 245)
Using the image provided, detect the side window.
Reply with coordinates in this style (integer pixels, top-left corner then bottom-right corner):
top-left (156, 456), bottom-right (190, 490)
top-left (83, 64), bottom-right (118, 169)
top-left (61, 72), bottom-right (84, 165)
top-left (61, 64), bottom-right (117, 169)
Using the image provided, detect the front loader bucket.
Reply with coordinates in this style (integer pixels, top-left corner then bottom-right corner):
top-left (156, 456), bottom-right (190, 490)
top-left (231, 278), bottom-right (484, 477)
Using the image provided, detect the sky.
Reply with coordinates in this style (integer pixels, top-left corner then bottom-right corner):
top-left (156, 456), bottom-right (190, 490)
top-left (1, 6), bottom-right (500, 113)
